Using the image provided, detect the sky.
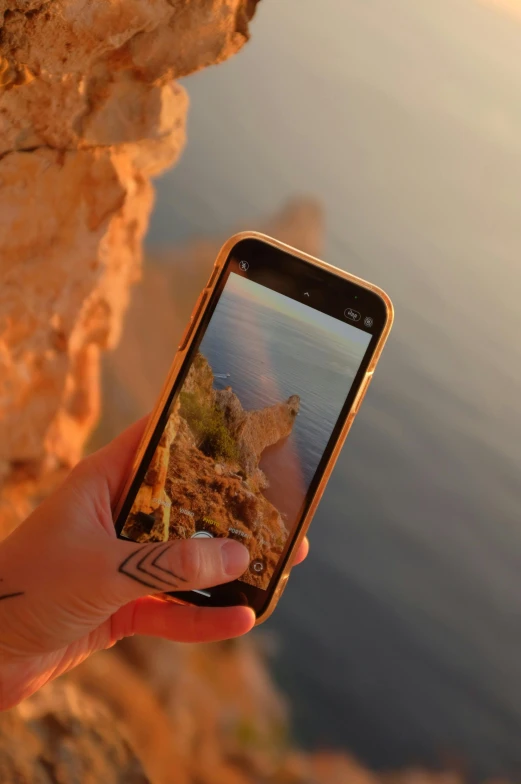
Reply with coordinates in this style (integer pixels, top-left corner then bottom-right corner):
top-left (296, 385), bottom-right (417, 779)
top-left (226, 273), bottom-right (372, 350)
top-left (482, 0), bottom-right (521, 19)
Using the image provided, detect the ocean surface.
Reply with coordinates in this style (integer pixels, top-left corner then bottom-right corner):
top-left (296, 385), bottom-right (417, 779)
top-left (146, 0), bottom-right (521, 779)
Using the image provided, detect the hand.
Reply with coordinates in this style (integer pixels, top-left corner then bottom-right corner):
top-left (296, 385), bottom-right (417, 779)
top-left (0, 418), bottom-right (309, 711)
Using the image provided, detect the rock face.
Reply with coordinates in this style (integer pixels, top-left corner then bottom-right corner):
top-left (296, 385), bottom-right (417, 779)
top-left (122, 352), bottom-right (296, 588)
top-left (0, 678), bottom-right (150, 783)
top-left (0, 0), bottom-right (259, 156)
top-left (0, 0), bottom-right (259, 540)
top-left (216, 387), bottom-right (300, 475)
top-left (0, 146), bottom-right (153, 538)
top-left (130, 398), bottom-right (181, 541)
top-left (163, 416), bottom-right (289, 589)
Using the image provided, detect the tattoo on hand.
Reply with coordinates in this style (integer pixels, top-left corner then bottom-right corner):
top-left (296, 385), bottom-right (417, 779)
top-left (0, 578), bottom-right (24, 602)
top-left (118, 543), bottom-right (188, 591)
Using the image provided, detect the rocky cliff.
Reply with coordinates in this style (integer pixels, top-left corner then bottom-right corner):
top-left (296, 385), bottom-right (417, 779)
top-left (184, 350), bottom-right (301, 478)
top-left (124, 352), bottom-right (297, 589)
top-left (0, 0), bottom-right (259, 540)
top-left (0, 678), bottom-right (150, 783)
top-left (216, 387), bottom-right (300, 476)
top-left (128, 399), bottom-right (181, 542)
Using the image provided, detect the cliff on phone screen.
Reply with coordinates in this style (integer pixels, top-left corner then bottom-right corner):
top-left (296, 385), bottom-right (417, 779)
top-left (121, 351), bottom-right (298, 588)
top-left (120, 273), bottom-right (370, 589)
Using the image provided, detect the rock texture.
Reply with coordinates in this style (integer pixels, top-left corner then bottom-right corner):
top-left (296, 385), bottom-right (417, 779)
top-left (0, 0), bottom-right (259, 155)
top-left (0, 0), bottom-right (260, 540)
top-left (216, 387), bottom-right (300, 475)
top-left (122, 352), bottom-right (294, 589)
top-left (0, 678), bottom-right (150, 783)
top-left (131, 398), bottom-right (180, 541)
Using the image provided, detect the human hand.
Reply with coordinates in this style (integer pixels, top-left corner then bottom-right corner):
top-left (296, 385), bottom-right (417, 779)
top-left (0, 418), bottom-right (309, 710)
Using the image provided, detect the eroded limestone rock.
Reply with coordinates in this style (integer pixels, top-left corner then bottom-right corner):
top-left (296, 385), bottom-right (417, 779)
top-left (0, 0), bottom-right (259, 539)
top-left (0, 678), bottom-right (150, 783)
top-left (216, 386), bottom-right (300, 476)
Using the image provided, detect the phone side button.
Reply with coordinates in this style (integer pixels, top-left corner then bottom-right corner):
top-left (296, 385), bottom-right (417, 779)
top-left (178, 322), bottom-right (192, 351)
top-left (178, 291), bottom-right (208, 350)
top-left (276, 574), bottom-right (289, 598)
top-left (352, 373), bottom-right (372, 415)
top-left (192, 290), bottom-right (209, 322)
top-left (206, 264), bottom-right (221, 289)
top-left (178, 324), bottom-right (195, 352)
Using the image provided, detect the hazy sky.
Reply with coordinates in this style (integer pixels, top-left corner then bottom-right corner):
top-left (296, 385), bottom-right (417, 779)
top-left (484, 0), bottom-right (521, 19)
top-left (226, 273), bottom-right (372, 350)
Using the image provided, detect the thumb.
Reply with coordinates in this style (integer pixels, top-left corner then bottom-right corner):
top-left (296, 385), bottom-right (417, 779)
top-left (108, 536), bottom-right (251, 604)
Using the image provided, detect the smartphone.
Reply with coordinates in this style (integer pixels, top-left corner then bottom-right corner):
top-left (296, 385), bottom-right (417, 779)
top-left (113, 233), bottom-right (393, 623)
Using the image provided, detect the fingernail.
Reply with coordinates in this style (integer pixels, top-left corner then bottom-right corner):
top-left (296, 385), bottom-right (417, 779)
top-left (221, 540), bottom-right (250, 576)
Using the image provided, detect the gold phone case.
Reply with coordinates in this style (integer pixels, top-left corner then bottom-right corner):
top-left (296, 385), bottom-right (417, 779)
top-left (113, 232), bottom-right (394, 624)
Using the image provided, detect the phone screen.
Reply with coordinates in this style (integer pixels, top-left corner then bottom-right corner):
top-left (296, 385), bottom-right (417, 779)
top-left (116, 238), bottom-right (387, 611)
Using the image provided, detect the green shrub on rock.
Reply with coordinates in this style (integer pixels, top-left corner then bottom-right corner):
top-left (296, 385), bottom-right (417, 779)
top-left (180, 391), bottom-right (239, 463)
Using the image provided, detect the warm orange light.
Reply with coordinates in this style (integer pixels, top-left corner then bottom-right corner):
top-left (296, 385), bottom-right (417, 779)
top-left (481, 0), bottom-right (521, 19)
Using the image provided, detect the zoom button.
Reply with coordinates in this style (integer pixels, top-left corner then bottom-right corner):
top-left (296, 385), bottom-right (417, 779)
top-left (205, 264), bottom-right (221, 290)
top-left (344, 307), bottom-right (361, 322)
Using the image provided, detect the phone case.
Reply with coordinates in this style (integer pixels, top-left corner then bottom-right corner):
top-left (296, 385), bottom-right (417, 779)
top-left (112, 232), bottom-right (394, 624)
